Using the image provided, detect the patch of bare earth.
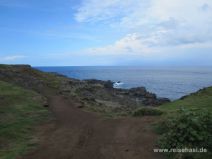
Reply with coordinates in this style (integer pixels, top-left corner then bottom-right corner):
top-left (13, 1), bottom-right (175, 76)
top-left (22, 96), bottom-right (164, 159)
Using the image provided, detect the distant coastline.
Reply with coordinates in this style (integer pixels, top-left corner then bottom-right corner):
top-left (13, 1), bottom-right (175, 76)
top-left (36, 66), bottom-right (212, 100)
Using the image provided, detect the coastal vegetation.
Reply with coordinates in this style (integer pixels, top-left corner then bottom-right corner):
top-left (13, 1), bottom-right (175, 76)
top-left (157, 109), bottom-right (212, 159)
top-left (132, 107), bottom-right (163, 117)
top-left (0, 81), bottom-right (50, 159)
top-left (156, 87), bottom-right (212, 159)
top-left (159, 87), bottom-right (212, 112)
top-left (0, 64), bottom-right (211, 159)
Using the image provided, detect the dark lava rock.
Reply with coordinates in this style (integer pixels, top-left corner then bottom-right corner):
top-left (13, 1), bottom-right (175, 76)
top-left (84, 79), bottom-right (105, 85)
top-left (156, 98), bottom-right (171, 105)
top-left (43, 101), bottom-right (49, 107)
top-left (143, 99), bottom-right (156, 106)
top-left (83, 97), bottom-right (96, 102)
top-left (81, 90), bottom-right (94, 98)
top-left (180, 95), bottom-right (188, 100)
top-left (128, 87), bottom-right (157, 99)
top-left (49, 72), bottom-right (67, 78)
top-left (143, 97), bottom-right (170, 106)
top-left (104, 80), bottom-right (114, 88)
top-left (84, 79), bottom-right (114, 88)
top-left (77, 105), bottom-right (84, 108)
top-left (129, 87), bottom-right (148, 96)
top-left (0, 64), bottom-right (171, 108)
top-left (144, 93), bottom-right (157, 99)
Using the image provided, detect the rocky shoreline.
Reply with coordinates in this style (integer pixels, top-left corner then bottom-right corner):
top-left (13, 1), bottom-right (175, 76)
top-left (0, 64), bottom-right (170, 113)
top-left (76, 79), bottom-right (170, 106)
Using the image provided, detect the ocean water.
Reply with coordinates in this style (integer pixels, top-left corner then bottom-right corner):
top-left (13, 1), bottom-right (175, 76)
top-left (36, 66), bottom-right (212, 100)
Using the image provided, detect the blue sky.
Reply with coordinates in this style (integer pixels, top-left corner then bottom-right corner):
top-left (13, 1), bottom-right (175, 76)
top-left (0, 0), bottom-right (212, 66)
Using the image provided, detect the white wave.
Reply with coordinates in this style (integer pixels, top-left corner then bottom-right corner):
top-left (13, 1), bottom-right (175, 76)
top-left (113, 81), bottom-right (124, 88)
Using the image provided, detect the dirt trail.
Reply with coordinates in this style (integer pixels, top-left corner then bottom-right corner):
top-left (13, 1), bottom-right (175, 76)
top-left (22, 96), bottom-right (164, 159)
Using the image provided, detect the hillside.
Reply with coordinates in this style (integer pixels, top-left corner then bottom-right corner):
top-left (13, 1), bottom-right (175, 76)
top-left (0, 81), bottom-right (50, 159)
top-left (0, 64), bottom-right (167, 159)
top-left (0, 64), bottom-right (170, 116)
top-left (0, 64), bottom-right (211, 159)
top-left (159, 87), bottom-right (212, 112)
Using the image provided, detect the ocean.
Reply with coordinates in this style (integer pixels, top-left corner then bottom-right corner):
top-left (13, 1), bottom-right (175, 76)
top-left (36, 66), bottom-right (212, 100)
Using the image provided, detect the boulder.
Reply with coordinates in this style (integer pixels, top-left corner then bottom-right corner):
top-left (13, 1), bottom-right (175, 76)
top-left (143, 97), bottom-right (170, 106)
top-left (104, 80), bottom-right (114, 88)
top-left (129, 87), bottom-right (147, 96)
top-left (84, 79), bottom-right (114, 89)
top-left (42, 101), bottom-right (49, 107)
top-left (145, 93), bottom-right (157, 99)
top-left (156, 98), bottom-right (171, 105)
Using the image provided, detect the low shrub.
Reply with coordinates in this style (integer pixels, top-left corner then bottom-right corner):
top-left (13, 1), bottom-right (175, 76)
top-left (158, 109), bottom-right (212, 159)
top-left (132, 107), bottom-right (163, 116)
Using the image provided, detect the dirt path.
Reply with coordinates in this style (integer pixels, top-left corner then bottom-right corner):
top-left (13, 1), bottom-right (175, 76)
top-left (22, 96), bottom-right (164, 159)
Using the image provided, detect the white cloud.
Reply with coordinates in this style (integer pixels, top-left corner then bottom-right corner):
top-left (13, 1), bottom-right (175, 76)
top-left (75, 0), bottom-right (212, 50)
top-left (75, 0), bottom-right (139, 22)
top-left (85, 32), bottom-right (212, 57)
top-left (147, 0), bottom-right (212, 22)
top-left (0, 55), bottom-right (26, 62)
top-left (146, 0), bottom-right (212, 43)
top-left (76, 0), bottom-right (212, 27)
top-left (86, 33), bottom-right (160, 56)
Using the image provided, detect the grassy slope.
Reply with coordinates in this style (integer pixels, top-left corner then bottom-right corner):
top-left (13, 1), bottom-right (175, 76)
top-left (159, 87), bottom-right (212, 113)
top-left (131, 87), bottom-right (212, 117)
top-left (0, 81), bottom-right (50, 159)
top-left (0, 64), bottom-right (65, 89)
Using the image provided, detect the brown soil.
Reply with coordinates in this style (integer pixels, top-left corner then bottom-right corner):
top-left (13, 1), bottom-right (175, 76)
top-left (22, 95), bottom-right (164, 159)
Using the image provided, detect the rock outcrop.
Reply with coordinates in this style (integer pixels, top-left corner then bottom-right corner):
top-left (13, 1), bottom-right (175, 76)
top-left (0, 64), bottom-right (170, 109)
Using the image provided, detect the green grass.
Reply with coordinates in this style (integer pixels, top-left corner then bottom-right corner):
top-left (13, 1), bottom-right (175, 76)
top-left (159, 87), bottom-right (212, 113)
top-left (0, 64), bottom-right (64, 89)
top-left (132, 107), bottom-right (163, 117)
top-left (84, 103), bottom-right (131, 118)
top-left (155, 87), bottom-right (212, 159)
top-left (0, 81), bottom-right (50, 159)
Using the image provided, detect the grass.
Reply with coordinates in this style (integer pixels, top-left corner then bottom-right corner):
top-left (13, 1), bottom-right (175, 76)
top-left (0, 64), bottom-right (64, 89)
top-left (84, 103), bottom-right (131, 118)
top-left (26, 68), bottom-right (64, 89)
top-left (159, 87), bottom-right (212, 113)
top-left (0, 80), bottom-right (50, 159)
top-left (132, 107), bottom-right (163, 117)
top-left (154, 87), bottom-right (212, 159)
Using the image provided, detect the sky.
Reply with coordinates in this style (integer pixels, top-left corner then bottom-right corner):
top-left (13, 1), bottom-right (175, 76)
top-left (0, 0), bottom-right (212, 66)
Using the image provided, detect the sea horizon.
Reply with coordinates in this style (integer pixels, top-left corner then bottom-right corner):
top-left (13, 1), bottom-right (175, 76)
top-left (36, 66), bottom-right (212, 100)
